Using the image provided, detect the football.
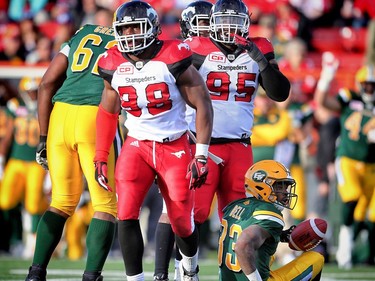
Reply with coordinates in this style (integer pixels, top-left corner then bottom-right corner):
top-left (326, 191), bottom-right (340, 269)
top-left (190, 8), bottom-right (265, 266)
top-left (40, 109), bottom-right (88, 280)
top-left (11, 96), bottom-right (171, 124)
top-left (288, 218), bottom-right (327, 251)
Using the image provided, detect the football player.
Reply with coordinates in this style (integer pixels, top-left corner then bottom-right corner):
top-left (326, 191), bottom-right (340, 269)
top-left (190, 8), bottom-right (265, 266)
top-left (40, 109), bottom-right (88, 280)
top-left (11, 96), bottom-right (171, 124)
top-left (315, 58), bottom-right (375, 268)
top-left (94, 1), bottom-right (213, 281)
top-left (187, 0), bottom-right (290, 225)
top-left (218, 160), bottom-right (324, 281)
top-left (0, 77), bottom-right (49, 258)
top-left (25, 24), bottom-right (123, 281)
top-left (154, 1), bottom-right (213, 280)
top-left (179, 0), bottom-right (213, 39)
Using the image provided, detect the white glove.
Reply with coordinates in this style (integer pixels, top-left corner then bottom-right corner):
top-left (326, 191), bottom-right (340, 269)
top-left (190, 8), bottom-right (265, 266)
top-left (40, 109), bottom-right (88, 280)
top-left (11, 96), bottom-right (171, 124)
top-left (317, 52), bottom-right (339, 92)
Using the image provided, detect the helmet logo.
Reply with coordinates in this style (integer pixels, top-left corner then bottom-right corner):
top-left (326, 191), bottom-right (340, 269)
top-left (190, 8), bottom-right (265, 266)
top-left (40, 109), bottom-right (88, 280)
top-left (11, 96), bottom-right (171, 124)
top-left (252, 170), bottom-right (266, 182)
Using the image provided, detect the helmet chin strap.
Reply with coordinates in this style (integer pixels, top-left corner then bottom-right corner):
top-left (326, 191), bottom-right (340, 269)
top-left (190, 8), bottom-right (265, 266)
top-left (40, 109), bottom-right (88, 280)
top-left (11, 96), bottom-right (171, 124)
top-left (274, 204), bottom-right (284, 212)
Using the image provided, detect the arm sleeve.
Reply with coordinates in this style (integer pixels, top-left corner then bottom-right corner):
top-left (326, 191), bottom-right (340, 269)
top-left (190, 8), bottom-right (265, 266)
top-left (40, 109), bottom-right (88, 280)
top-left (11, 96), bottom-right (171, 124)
top-left (259, 64), bottom-right (291, 102)
top-left (94, 104), bottom-right (119, 162)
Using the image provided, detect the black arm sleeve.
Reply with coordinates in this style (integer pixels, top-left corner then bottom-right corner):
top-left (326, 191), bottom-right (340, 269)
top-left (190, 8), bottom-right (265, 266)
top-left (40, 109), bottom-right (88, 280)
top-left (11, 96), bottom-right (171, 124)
top-left (259, 64), bottom-right (290, 102)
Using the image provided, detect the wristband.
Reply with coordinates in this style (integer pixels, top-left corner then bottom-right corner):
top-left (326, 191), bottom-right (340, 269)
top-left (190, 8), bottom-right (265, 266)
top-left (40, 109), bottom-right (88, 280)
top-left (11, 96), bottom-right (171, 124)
top-left (246, 269), bottom-right (262, 281)
top-left (39, 135), bottom-right (47, 142)
top-left (195, 143), bottom-right (209, 158)
top-left (316, 78), bottom-right (331, 93)
top-left (0, 155), bottom-right (4, 166)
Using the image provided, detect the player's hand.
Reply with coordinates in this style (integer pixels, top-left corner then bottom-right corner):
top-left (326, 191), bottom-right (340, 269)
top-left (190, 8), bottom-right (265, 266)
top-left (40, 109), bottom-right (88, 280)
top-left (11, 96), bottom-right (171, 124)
top-left (36, 136), bottom-right (48, 170)
top-left (320, 52), bottom-right (339, 82)
top-left (0, 155), bottom-right (4, 180)
top-left (280, 225), bottom-right (296, 243)
top-left (234, 34), bottom-right (268, 71)
top-left (94, 161), bottom-right (113, 192)
top-left (186, 157), bottom-right (208, 190)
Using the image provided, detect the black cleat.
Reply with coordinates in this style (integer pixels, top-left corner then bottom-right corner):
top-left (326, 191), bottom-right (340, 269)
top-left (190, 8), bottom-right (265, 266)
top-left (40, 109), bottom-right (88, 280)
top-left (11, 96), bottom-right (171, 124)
top-left (82, 271), bottom-right (103, 281)
top-left (154, 273), bottom-right (169, 280)
top-left (25, 265), bottom-right (46, 281)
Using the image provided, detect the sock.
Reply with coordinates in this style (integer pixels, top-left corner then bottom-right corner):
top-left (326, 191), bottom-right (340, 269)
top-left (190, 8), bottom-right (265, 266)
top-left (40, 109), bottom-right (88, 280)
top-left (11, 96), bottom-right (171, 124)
top-left (31, 214), bottom-right (42, 233)
top-left (33, 211), bottom-right (66, 267)
top-left (154, 222), bottom-right (175, 277)
top-left (126, 272), bottom-right (144, 281)
top-left (118, 220), bottom-right (144, 276)
top-left (85, 218), bottom-right (115, 272)
top-left (179, 251), bottom-right (198, 273)
top-left (176, 226), bottom-right (199, 272)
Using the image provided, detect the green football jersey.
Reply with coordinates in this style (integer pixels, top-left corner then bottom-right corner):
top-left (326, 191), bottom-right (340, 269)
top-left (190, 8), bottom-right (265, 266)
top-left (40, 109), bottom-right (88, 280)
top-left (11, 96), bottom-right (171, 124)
top-left (6, 98), bottom-right (39, 161)
top-left (218, 197), bottom-right (284, 281)
top-left (336, 89), bottom-right (375, 162)
top-left (52, 24), bottom-right (117, 106)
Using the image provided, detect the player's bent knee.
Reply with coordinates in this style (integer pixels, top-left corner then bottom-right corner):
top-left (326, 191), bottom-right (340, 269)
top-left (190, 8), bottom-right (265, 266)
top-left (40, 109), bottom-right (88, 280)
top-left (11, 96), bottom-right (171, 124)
top-left (171, 219), bottom-right (194, 237)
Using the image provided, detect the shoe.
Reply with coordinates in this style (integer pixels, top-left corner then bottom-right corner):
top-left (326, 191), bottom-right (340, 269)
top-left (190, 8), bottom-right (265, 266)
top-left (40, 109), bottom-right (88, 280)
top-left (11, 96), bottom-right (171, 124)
top-left (179, 263), bottom-right (199, 281)
top-left (82, 272), bottom-right (103, 281)
top-left (174, 265), bottom-right (180, 281)
top-left (25, 265), bottom-right (46, 281)
top-left (336, 225), bottom-right (353, 269)
top-left (154, 273), bottom-right (169, 280)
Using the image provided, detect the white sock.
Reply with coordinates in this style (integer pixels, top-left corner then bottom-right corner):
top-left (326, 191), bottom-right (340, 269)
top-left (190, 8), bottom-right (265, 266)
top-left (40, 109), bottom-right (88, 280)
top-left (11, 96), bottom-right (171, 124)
top-left (126, 272), bottom-right (144, 281)
top-left (179, 250), bottom-right (198, 272)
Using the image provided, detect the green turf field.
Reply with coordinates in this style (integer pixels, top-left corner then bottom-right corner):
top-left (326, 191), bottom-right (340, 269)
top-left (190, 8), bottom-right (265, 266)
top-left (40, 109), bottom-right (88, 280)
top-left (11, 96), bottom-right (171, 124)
top-left (1, 255), bottom-right (375, 281)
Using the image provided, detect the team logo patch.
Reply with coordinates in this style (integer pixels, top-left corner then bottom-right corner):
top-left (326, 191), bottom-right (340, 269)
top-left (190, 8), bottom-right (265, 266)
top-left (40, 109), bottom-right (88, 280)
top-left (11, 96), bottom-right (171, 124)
top-left (171, 150), bottom-right (185, 159)
top-left (117, 65), bottom-right (134, 75)
top-left (209, 54), bottom-right (226, 63)
top-left (177, 42), bottom-right (190, 51)
top-left (252, 170), bottom-right (267, 182)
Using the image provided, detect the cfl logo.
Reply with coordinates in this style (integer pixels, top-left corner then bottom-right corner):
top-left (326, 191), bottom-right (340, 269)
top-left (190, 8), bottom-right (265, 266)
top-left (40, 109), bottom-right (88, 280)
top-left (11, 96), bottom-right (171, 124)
top-left (209, 54), bottom-right (225, 62)
top-left (117, 65), bottom-right (134, 75)
top-left (252, 171), bottom-right (266, 182)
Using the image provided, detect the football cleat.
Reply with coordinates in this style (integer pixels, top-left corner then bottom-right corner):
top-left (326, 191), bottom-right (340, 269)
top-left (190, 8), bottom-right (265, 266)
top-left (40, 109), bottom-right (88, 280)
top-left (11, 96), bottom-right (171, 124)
top-left (82, 272), bottom-right (103, 281)
top-left (179, 263), bottom-right (199, 281)
top-left (154, 273), bottom-right (169, 281)
top-left (25, 265), bottom-right (46, 281)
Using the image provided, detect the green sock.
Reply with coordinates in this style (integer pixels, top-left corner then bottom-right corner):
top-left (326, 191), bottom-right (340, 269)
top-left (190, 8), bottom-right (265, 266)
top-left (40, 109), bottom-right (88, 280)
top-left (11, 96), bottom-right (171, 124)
top-left (85, 218), bottom-right (115, 272)
top-left (33, 211), bottom-right (66, 267)
top-left (31, 214), bottom-right (42, 233)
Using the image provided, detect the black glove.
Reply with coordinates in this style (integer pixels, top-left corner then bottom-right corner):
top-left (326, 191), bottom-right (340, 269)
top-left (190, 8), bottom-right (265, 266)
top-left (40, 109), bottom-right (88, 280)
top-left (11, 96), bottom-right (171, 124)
top-left (186, 157), bottom-right (208, 190)
top-left (280, 225), bottom-right (296, 243)
top-left (94, 161), bottom-right (112, 192)
top-left (36, 135), bottom-right (48, 170)
top-left (234, 34), bottom-right (269, 71)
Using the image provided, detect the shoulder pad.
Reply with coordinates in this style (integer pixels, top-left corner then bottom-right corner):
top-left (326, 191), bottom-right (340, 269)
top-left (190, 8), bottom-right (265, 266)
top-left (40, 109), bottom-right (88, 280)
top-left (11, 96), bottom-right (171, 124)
top-left (184, 37), bottom-right (216, 56)
top-left (157, 40), bottom-right (192, 64)
top-left (98, 46), bottom-right (122, 71)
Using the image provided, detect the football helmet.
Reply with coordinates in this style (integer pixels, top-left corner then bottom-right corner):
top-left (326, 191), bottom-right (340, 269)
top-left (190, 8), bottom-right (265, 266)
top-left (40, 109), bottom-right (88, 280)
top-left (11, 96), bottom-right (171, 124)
top-left (18, 76), bottom-right (41, 111)
top-left (245, 160), bottom-right (298, 210)
top-left (209, 0), bottom-right (250, 44)
top-left (355, 65), bottom-right (375, 105)
top-left (19, 76), bottom-right (41, 93)
top-left (113, 1), bottom-right (161, 53)
top-left (180, 1), bottom-right (213, 39)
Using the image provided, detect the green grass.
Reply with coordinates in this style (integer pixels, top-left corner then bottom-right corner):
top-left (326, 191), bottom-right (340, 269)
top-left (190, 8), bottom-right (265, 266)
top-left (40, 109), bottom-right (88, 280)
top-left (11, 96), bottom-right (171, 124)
top-left (1, 255), bottom-right (375, 281)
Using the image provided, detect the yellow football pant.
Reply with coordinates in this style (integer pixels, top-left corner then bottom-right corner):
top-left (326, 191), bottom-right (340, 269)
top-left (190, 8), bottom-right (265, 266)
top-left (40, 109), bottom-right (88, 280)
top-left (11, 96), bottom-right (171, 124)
top-left (48, 102), bottom-right (118, 217)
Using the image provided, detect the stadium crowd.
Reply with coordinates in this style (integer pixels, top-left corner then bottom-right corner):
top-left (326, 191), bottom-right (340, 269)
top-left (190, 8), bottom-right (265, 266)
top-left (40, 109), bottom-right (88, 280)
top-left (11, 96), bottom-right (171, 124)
top-left (0, 0), bottom-right (374, 278)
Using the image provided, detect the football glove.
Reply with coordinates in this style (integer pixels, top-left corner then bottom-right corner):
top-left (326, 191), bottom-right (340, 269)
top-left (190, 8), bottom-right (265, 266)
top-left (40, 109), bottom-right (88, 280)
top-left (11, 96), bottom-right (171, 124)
top-left (186, 157), bottom-right (208, 190)
top-left (234, 34), bottom-right (268, 71)
top-left (94, 161), bottom-right (112, 192)
top-left (280, 225), bottom-right (296, 243)
top-left (0, 155), bottom-right (4, 180)
top-left (36, 136), bottom-right (48, 170)
top-left (316, 51), bottom-right (339, 92)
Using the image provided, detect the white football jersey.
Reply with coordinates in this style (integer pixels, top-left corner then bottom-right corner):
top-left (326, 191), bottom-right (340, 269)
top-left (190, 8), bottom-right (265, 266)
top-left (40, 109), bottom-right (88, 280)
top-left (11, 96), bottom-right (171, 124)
top-left (186, 37), bottom-right (273, 140)
top-left (98, 40), bottom-right (192, 142)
